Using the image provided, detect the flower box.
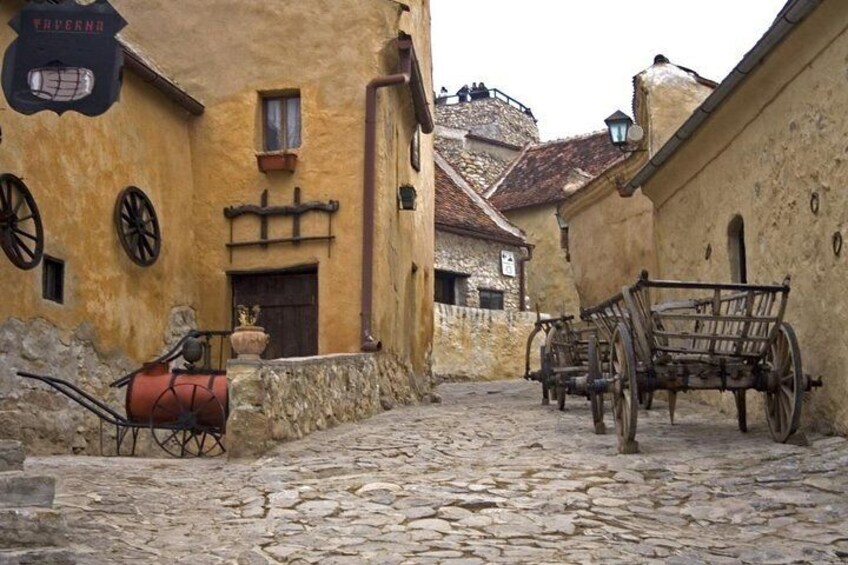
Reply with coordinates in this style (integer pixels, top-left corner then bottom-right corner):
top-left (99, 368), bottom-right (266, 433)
top-left (256, 151), bottom-right (297, 173)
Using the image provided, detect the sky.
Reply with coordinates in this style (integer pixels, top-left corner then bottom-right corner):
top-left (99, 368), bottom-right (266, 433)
top-left (432, 0), bottom-right (788, 141)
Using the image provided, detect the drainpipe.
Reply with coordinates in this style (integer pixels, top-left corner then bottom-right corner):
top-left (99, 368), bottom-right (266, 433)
top-left (518, 244), bottom-right (534, 312)
top-left (360, 44), bottom-right (412, 352)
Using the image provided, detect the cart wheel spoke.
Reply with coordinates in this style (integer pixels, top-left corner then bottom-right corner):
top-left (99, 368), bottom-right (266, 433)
top-left (588, 336), bottom-right (606, 435)
top-left (611, 323), bottom-right (638, 454)
top-left (764, 323), bottom-right (803, 443)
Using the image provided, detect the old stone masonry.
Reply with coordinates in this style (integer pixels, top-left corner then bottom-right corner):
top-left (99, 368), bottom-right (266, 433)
top-left (22, 380), bottom-right (848, 564)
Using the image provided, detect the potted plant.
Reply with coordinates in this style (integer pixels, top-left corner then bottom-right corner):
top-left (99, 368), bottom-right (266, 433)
top-left (230, 304), bottom-right (270, 359)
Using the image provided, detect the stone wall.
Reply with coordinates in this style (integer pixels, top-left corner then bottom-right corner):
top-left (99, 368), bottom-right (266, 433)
top-left (435, 98), bottom-right (539, 147)
top-left (434, 135), bottom-right (515, 194)
top-left (432, 303), bottom-right (543, 382)
top-left (226, 353), bottom-right (431, 458)
top-left (0, 317), bottom-right (132, 455)
top-left (641, 2), bottom-right (848, 435)
top-left (434, 231), bottom-right (523, 311)
top-left (0, 311), bottom-right (198, 455)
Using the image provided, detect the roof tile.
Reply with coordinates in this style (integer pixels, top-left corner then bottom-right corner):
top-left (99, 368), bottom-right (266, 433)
top-left (489, 132), bottom-right (624, 211)
top-left (436, 160), bottom-right (525, 245)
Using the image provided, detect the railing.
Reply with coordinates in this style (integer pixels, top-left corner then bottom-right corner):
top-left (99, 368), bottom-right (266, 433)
top-left (435, 88), bottom-right (534, 117)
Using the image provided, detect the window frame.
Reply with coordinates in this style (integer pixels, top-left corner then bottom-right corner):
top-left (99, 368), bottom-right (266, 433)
top-left (478, 288), bottom-right (504, 311)
top-left (261, 92), bottom-right (302, 152)
top-left (42, 255), bottom-right (64, 304)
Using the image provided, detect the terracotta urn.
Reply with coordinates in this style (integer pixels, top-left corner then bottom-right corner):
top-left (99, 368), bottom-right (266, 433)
top-left (230, 326), bottom-right (270, 359)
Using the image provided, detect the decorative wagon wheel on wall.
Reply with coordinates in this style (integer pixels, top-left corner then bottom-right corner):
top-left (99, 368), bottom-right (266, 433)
top-left (114, 186), bottom-right (160, 266)
top-left (0, 174), bottom-right (44, 270)
top-left (764, 323), bottom-right (803, 443)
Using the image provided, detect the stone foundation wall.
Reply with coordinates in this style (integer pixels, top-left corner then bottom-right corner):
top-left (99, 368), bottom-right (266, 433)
top-left (226, 353), bottom-right (431, 458)
top-left (432, 303), bottom-right (543, 382)
top-left (0, 310), bottom-right (196, 456)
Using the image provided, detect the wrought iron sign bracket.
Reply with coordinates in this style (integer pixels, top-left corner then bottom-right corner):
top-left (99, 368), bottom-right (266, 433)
top-left (223, 187), bottom-right (339, 261)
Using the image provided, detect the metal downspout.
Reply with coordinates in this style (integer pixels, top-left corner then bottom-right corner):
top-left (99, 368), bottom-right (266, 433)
top-left (518, 244), bottom-right (533, 312)
top-left (360, 49), bottom-right (412, 351)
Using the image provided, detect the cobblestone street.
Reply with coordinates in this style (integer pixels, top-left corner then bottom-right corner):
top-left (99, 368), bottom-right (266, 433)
top-left (29, 380), bottom-right (848, 564)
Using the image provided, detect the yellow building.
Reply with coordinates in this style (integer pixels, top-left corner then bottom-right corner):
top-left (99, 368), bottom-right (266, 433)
top-left (560, 56), bottom-right (715, 307)
top-left (624, 0), bottom-right (848, 434)
top-left (0, 0), bottom-right (434, 452)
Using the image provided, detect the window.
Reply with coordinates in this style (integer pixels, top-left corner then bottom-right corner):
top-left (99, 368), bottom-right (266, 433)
top-left (435, 270), bottom-right (469, 305)
top-left (728, 215), bottom-right (747, 283)
top-left (42, 256), bottom-right (64, 304)
top-left (263, 94), bottom-right (301, 151)
top-left (435, 271), bottom-right (457, 305)
top-left (479, 289), bottom-right (504, 310)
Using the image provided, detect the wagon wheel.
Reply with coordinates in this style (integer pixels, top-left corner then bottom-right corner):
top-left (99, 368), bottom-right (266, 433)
top-left (764, 323), bottom-right (803, 443)
top-left (611, 323), bottom-right (639, 454)
top-left (0, 174), bottom-right (43, 270)
top-left (546, 326), bottom-right (571, 411)
top-left (587, 335), bottom-right (606, 435)
top-left (734, 390), bottom-right (747, 433)
top-left (114, 186), bottom-right (161, 266)
top-left (638, 390), bottom-right (654, 410)
top-left (150, 383), bottom-right (226, 458)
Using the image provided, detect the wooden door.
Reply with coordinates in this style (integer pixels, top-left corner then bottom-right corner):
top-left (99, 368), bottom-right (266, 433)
top-left (231, 268), bottom-right (318, 358)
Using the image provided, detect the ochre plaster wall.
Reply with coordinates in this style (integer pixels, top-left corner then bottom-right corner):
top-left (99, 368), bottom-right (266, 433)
top-left (0, 0), bottom-right (435, 451)
top-left (0, 3), bottom-right (198, 360)
top-left (113, 0), bottom-right (435, 373)
top-left (505, 204), bottom-right (580, 315)
top-left (643, 1), bottom-right (848, 434)
top-left (561, 59), bottom-right (714, 309)
top-left (563, 182), bottom-right (657, 308)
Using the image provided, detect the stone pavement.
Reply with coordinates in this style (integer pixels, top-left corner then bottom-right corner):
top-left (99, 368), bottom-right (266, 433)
top-left (27, 380), bottom-right (848, 564)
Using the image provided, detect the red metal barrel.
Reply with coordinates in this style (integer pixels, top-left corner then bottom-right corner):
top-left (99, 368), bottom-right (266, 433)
top-left (125, 363), bottom-right (228, 427)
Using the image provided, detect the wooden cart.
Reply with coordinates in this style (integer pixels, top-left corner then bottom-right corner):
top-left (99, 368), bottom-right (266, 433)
top-left (581, 272), bottom-right (822, 454)
top-left (523, 313), bottom-right (610, 432)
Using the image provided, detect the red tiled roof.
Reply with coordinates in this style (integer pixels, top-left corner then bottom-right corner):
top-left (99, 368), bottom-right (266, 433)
top-left (488, 132), bottom-right (624, 211)
top-left (435, 159), bottom-right (525, 246)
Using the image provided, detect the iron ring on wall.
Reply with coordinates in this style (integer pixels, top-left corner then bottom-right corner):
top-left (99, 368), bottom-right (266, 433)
top-left (833, 231), bottom-right (843, 257)
top-left (810, 192), bottom-right (820, 215)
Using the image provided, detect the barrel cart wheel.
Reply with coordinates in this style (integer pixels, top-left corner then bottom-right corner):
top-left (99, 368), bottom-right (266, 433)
top-left (611, 323), bottom-right (639, 454)
top-left (150, 383), bottom-right (226, 458)
top-left (764, 323), bottom-right (803, 443)
top-left (587, 336), bottom-right (606, 435)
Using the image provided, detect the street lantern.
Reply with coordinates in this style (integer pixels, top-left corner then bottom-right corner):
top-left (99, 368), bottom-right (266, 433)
top-left (604, 110), bottom-right (633, 147)
top-left (2, 0), bottom-right (127, 116)
top-left (398, 184), bottom-right (417, 211)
